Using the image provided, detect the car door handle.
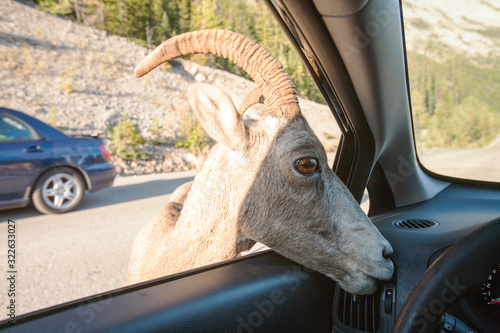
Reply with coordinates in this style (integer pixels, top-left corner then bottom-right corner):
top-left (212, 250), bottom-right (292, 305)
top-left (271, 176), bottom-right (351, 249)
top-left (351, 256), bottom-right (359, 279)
top-left (23, 145), bottom-right (44, 153)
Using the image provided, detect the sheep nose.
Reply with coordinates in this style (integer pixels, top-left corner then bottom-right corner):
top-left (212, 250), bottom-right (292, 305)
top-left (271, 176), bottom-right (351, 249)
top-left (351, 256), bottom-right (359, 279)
top-left (382, 243), bottom-right (393, 259)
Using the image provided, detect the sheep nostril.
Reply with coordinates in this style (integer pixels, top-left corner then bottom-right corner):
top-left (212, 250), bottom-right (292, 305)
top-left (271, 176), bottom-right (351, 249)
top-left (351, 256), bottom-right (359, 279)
top-left (382, 246), bottom-right (393, 259)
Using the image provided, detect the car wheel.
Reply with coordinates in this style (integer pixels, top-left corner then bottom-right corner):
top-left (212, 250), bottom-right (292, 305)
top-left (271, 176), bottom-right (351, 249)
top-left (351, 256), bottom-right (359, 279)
top-left (32, 167), bottom-right (85, 214)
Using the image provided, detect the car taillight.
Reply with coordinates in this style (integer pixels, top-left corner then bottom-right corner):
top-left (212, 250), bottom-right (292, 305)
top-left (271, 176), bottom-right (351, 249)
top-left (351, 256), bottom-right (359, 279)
top-left (99, 143), bottom-right (110, 160)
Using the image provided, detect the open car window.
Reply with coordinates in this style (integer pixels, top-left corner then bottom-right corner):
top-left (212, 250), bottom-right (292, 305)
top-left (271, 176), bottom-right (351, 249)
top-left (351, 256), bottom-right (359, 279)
top-left (0, 0), bottom-right (340, 317)
top-left (402, 0), bottom-right (500, 183)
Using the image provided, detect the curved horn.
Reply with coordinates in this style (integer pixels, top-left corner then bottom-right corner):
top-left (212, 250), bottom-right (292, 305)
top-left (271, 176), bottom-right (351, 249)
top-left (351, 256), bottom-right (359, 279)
top-left (237, 87), bottom-right (264, 115)
top-left (134, 29), bottom-right (300, 119)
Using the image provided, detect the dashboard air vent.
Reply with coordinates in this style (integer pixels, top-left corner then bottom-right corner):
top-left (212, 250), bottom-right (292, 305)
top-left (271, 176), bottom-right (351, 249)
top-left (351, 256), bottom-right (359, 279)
top-left (393, 219), bottom-right (438, 229)
top-left (333, 285), bottom-right (380, 332)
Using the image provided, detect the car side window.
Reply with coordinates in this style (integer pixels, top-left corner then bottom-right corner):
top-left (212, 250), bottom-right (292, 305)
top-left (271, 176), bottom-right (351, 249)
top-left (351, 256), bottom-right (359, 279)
top-left (0, 0), bottom-right (340, 317)
top-left (403, 0), bottom-right (500, 183)
top-left (0, 113), bottom-right (37, 142)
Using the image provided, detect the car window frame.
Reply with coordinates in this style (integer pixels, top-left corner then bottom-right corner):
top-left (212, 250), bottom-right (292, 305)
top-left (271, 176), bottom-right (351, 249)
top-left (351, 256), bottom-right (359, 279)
top-left (264, 0), bottom-right (376, 203)
top-left (0, 111), bottom-right (45, 143)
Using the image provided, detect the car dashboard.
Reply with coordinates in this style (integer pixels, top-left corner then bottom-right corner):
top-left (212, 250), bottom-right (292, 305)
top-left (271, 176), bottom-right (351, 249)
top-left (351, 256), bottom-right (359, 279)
top-left (1, 183), bottom-right (498, 333)
top-left (331, 183), bottom-right (500, 332)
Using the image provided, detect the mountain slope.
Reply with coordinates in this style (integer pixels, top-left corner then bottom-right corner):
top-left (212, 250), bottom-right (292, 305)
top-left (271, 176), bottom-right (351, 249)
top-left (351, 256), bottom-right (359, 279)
top-left (403, 0), bottom-right (500, 60)
top-left (0, 0), bottom-right (340, 172)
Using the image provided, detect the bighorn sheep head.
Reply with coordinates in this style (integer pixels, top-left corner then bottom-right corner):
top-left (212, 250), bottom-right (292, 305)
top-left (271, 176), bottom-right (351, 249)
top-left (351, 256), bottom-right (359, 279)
top-left (135, 30), bottom-right (394, 294)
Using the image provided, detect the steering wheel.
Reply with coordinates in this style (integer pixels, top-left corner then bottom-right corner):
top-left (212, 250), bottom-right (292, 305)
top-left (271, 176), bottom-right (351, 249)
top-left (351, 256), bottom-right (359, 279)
top-left (394, 217), bottom-right (500, 333)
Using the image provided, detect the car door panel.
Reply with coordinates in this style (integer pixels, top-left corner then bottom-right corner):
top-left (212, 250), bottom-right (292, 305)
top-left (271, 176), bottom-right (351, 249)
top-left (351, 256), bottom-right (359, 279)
top-left (0, 139), bottom-right (53, 202)
top-left (0, 251), bottom-right (335, 332)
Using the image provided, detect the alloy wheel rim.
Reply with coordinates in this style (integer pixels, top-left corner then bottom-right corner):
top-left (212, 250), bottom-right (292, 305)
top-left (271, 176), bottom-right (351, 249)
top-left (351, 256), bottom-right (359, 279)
top-left (42, 174), bottom-right (80, 209)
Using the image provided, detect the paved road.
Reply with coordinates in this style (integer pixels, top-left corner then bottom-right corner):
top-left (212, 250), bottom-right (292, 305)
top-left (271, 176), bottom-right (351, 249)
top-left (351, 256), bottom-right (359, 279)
top-left (0, 171), bottom-right (196, 315)
top-left (421, 134), bottom-right (500, 182)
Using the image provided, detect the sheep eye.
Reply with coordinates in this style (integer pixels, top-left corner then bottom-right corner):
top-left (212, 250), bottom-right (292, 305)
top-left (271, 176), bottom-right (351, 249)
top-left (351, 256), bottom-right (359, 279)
top-left (295, 158), bottom-right (319, 175)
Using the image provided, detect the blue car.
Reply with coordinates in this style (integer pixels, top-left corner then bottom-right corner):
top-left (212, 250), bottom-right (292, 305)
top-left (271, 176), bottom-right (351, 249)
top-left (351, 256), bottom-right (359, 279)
top-left (0, 108), bottom-right (116, 214)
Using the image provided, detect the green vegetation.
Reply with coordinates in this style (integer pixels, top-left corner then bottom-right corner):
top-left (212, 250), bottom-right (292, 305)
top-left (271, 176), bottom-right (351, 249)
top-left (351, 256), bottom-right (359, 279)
top-left (175, 121), bottom-right (212, 154)
top-left (407, 50), bottom-right (500, 148)
top-left (171, 103), bottom-right (213, 154)
top-left (108, 115), bottom-right (149, 160)
top-left (32, 0), bottom-right (324, 103)
top-left (149, 116), bottom-right (167, 145)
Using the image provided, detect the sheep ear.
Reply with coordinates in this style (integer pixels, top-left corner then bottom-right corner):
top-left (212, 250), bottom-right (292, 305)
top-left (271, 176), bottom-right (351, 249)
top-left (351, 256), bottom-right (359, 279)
top-left (187, 84), bottom-right (248, 152)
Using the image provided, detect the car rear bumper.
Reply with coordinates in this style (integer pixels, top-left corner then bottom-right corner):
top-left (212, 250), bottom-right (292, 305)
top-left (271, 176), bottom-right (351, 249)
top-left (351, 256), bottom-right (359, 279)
top-left (84, 163), bottom-right (117, 192)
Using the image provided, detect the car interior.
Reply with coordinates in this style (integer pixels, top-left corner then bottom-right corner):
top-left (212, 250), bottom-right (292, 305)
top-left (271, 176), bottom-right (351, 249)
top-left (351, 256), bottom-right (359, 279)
top-left (1, 0), bottom-right (499, 332)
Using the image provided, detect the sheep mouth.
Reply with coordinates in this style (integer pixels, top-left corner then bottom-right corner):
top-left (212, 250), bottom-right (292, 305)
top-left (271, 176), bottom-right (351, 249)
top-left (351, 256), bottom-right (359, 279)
top-left (331, 273), bottom-right (378, 295)
top-left (361, 258), bottom-right (395, 280)
top-left (327, 258), bottom-right (394, 295)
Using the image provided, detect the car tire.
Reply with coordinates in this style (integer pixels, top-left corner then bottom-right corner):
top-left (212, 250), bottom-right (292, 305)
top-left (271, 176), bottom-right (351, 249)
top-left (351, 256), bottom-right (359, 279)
top-left (32, 167), bottom-right (85, 214)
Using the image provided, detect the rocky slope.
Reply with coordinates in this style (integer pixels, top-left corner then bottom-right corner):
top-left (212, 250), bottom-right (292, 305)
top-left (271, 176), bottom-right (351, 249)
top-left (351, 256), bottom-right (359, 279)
top-left (403, 0), bottom-right (500, 59)
top-left (0, 0), bottom-right (340, 175)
